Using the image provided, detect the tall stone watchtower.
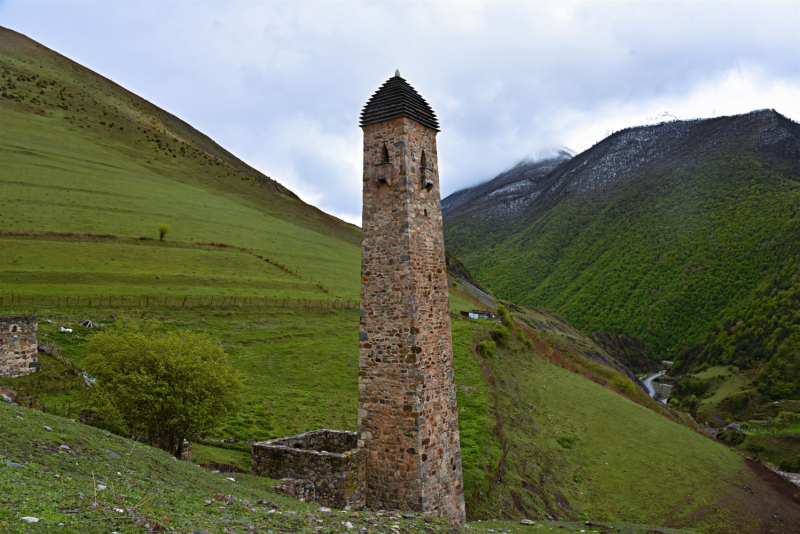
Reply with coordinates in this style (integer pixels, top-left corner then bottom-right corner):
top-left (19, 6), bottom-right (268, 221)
top-left (358, 71), bottom-right (466, 522)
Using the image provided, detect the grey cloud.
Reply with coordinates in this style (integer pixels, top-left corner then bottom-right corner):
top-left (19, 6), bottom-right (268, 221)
top-left (1, 1), bottom-right (798, 225)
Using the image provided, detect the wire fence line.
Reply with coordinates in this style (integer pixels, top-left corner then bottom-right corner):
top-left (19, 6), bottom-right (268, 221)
top-left (0, 294), bottom-right (357, 310)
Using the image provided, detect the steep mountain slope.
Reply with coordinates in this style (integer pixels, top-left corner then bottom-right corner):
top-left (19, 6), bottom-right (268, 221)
top-left (0, 26), bottom-right (360, 300)
top-left (669, 256), bottom-right (800, 413)
top-left (443, 110), bottom-right (800, 360)
top-left (441, 149), bottom-right (574, 220)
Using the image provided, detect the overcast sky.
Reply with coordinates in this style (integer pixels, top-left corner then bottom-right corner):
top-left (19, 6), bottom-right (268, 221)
top-left (1, 1), bottom-right (798, 225)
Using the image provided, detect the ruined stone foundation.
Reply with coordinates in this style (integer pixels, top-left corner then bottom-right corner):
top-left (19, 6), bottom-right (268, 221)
top-left (252, 430), bottom-right (366, 509)
top-left (0, 315), bottom-right (38, 378)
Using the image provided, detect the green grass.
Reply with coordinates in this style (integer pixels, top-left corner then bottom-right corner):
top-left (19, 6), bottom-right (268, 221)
top-left (1, 304), bottom-right (359, 442)
top-left (470, 519), bottom-right (698, 534)
top-left (0, 402), bottom-right (704, 533)
top-left (0, 401), bottom-right (465, 533)
top-left (1, 27), bottom-right (360, 302)
top-left (0, 235), bottom-right (351, 299)
top-left (449, 316), bottom-right (777, 532)
top-left (3, 296), bottom-right (794, 530)
top-left (191, 443), bottom-right (253, 472)
top-left (699, 373), bottom-right (753, 409)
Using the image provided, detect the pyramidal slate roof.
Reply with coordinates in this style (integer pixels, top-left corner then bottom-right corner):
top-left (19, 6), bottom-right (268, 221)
top-left (360, 71), bottom-right (440, 131)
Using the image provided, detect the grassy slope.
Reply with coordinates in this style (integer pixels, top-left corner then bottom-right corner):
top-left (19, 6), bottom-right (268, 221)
top-left (0, 406), bottom-right (698, 534)
top-left (1, 304), bottom-right (359, 442)
top-left (7, 298), bottom-right (794, 531)
top-left (445, 153), bottom-right (800, 361)
top-left (0, 402), bottom-right (474, 534)
top-left (452, 319), bottom-right (744, 530)
top-left (0, 27), bottom-right (360, 301)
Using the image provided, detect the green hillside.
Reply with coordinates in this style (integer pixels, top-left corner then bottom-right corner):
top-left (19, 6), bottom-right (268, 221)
top-left (666, 257), bottom-right (800, 466)
top-left (672, 257), bottom-right (800, 400)
top-left (449, 318), bottom-right (800, 532)
top-left (4, 300), bottom-right (799, 532)
top-left (444, 114), bottom-right (800, 365)
top-left (1, 402), bottom-right (711, 534)
top-left (0, 26), bottom-right (360, 301)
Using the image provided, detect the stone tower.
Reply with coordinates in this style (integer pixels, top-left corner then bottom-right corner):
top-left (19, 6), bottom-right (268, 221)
top-left (358, 71), bottom-right (466, 522)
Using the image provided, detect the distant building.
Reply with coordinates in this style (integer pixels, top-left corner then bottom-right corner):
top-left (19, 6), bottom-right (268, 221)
top-left (460, 309), bottom-right (495, 320)
top-left (0, 315), bottom-right (39, 378)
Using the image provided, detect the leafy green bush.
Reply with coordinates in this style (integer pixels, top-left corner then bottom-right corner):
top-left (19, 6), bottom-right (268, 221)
top-left (81, 318), bottom-right (242, 457)
top-left (477, 339), bottom-right (496, 358)
top-left (717, 429), bottom-right (746, 447)
top-left (491, 325), bottom-right (511, 346)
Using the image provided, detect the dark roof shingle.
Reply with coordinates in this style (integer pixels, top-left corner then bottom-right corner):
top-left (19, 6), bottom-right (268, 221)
top-left (360, 71), bottom-right (439, 131)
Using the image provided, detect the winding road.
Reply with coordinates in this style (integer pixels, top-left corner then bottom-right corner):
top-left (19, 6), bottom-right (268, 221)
top-left (643, 370), bottom-right (666, 398)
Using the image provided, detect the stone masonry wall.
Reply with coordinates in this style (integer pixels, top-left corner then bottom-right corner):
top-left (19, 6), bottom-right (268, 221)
top-left (359, 117), bottom-right (466, 521)
top-left (0, 315), bottom-right (38, 378)
top-left (252, 430), bottom-right (365, 509)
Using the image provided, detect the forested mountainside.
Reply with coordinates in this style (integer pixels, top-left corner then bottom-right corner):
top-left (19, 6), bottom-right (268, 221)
top-left (670, 256), bottom-right (800, 411)
top-left (443, 110), bottom-right (800, 365)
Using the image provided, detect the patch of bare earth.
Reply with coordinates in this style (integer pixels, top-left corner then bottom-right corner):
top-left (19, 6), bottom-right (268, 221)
top-left (666, 458), bottom-right (800, 533)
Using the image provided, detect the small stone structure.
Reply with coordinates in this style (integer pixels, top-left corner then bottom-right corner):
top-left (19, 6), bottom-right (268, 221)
top-left (252, 430), bottom-right (366, 508)
top-left (0, 315), bottom-right (38, 378)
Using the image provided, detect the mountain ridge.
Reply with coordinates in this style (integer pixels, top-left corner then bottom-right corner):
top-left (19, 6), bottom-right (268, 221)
top-left (446, 109), bottom-right (800, 225)
top-left (443, 109), bottom-right (800, 360)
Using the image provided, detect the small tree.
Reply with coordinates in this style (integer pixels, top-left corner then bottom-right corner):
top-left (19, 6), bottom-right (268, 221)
top-left (81, 319), bottom-right (242, 458)
top-left (158, 223), bottom-right (170, 241)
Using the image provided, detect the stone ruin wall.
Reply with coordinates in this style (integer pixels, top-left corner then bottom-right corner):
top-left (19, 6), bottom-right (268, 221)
top-left (252, 430), bottom-right (366, 509)
top-left (359, 116), bottom-right (466, 521)
top-left (0, 315), bottom-right (38, 378)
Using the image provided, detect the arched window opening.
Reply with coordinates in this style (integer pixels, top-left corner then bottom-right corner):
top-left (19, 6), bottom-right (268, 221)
top-left (374, 143), bottom-right (392, 185)
top-left (420, 150), bottom-right (434, 190)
